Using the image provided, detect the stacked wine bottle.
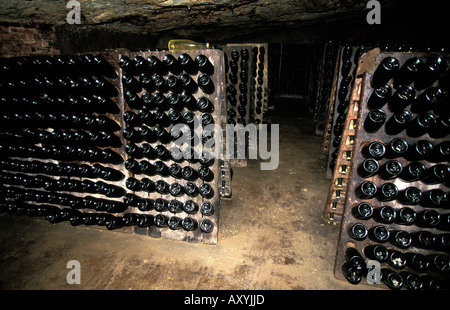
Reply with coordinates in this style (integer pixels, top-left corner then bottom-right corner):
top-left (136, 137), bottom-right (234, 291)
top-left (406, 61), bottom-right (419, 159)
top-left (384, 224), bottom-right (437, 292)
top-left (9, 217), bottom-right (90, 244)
top-left (0, 53), bottom-right (132, 230)
top-left (335, 50), bottom-right (450, 289)
top-left (0, 49), bottom-right (227, 244)
top-left (313, 42), bottom-right (340, 136)
top-left (325, 45), bottom-right (363, 178)
top-left (248, 44), bottom-right (268, 125)
top-left (118, 50), bottom-right (225, 244)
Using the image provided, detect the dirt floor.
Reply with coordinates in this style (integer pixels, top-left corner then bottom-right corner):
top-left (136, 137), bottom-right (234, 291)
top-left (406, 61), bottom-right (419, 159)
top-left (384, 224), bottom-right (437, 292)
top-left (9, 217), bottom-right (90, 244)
top-left (0, 99), bottom-right (376, 290)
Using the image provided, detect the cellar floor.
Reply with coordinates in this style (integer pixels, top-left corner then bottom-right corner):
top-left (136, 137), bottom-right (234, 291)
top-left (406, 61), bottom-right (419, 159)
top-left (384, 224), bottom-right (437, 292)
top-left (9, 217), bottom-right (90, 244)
top-left (0, 98), bottom-right (377, 290)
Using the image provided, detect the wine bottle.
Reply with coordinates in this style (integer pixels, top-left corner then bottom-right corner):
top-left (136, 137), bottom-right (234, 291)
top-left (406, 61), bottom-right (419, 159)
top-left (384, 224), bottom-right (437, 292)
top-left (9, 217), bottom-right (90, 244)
top-left (154, 214), bottom-right (169, 228)
top-left (200, 201), bottom-right (215, 216)
top-left (405, 253), bottom-right (429, 273)
top-left (389, 230), bottom-right (412, 249)
top-left (168, 216), bottom-right (183, 230)
top-left (162, 54), bottom-right (182, 75)
top-left (361, 141), bottom-right (386, 160)
top-left (178, 53), bottom-right (198, 75)
top-left (364, 244), bottom-right (389, 262)
top-left (428, 254), bottom-right (450, 273)
top-left (369, 225), bottom-right (390, 243)
top-left (199, 183), bottom-right (214, 199)
top-left (411, 87), bottom-right (445, 114)
top-left (406, 113), bottom-right (437, 137)
top-left (168, 200), bottom-right (183, 213)
top-left (355, 181), bottom-right (378, 199)
top-left (125, 177), bottom-right (141, 191)
top-left (395, 207), bottom-right (417, 225)
top-left (341, 263), bottom-right (363, 285)
top-left (197, 73), bottom-right (214, 94)
top-left (105, 216), bottom-right (125, 230)
top-left (371, 57), bottom-right (400, 89)
top-left (364, 108), bottom-right (386, 133)
top-left (200, 219), bottom-right (214, 233)
top-left (195, 54), bottom-right (214, 75)
top-left (123, 213), bottom-right (139, 226)
top-left (387, 85), bottom-right (415, 112)
top-left (384, 138), bottom-right (408, 159)
top-left (184, 181), bottom-right (199, 197)
top-left (421, 164), bottom-right (449, 184)
top-left (415, 55), bottom-right (447, 90)
top-left (357, 158), bottom-right (380, 178)
top-left (154, 161), bottom-right (170, 177)
top-left (393, 57), bottom-right (423, 89)
top-left (137, 198), bottom-right (155, 212)
top-left (376, 182), bottom-right (398, 202)
top-left (155, 179), bottom-right (170, 195)
top-left (351, 202), bottom-right (374, 220)
top-left (405, 140), bottom-right (433, 161)
top-left (384, 110), bottom-right (412, 135)
top-left (348, 223), bottom-right (368, 240)
top-left (397, 186), bottom-right (422, 205)
top-left (421, 189), bottom-right (447, 208)
top-left (387, 250), bottom-right (407, 269)
top-left (168, 182), bottom-right (184, 197)
top-left (137, 214), bottom-right (154, 227)
top-left (400, 271), bottom-right (423, 290)
top-left (433, 234), bottom-right (450, 252)
top-left (183, 200), bottom-right (199, 214)
top-left (416, 209), bottom-right (441, 228)
top-left (181, 217), bottom-right (198, 231)
top-left (154, 198), bottom-right (168, 212)
top-left (428, 141), bottom-right (450, 163)
top-left (367, 84), bottom-right (392, 109)
top-left (140, 178), bottom-right (155, 193)
top-left (373, 206), bottom-right (396, 224)
top-left (399, 161), bottom-right (426, 182)
top-left (378, 160), bottom-right (403, 180)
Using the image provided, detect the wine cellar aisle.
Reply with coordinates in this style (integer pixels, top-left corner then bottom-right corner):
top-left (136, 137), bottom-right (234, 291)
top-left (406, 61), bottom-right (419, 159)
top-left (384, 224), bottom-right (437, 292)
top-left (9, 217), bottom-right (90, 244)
top-left (0, 99), bottom-right (368, 290)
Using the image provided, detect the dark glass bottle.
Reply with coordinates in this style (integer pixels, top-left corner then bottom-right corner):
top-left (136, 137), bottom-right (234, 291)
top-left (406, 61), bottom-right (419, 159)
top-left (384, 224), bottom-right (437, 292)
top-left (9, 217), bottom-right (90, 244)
top-left (195, 54), bottom-right (214, 75)
top-left (348, 223), bottom-right (368, 240)
top-left (415, 55), bottom-right (447, 90)
top-left (376, 182), bottom-right (398, 202)
top-left (125, 177), bottom-right (141, 191)
top-left (168, 200), bottom-right (183, 213)
top-left (105, 216), bottom-right (125, 230)
top-left (162, 54), bottom-right (182, 75)
top-left (361, 141), bottom-right (386, 160)
top-left (168, 182), bottom-right (184, 197)
top-left (155, 180), bottom-right (170, 195)
top-left (400, 271), bottom-right (423, 290)
top-left (405, 253), bottom-right (429, 273)
top-left (393, 57), bottom-right (423, 89)
top-left (123, 213), bottom-right (140, 226)
top-left (411, 87), bottom-right (445, 114)
top-left (429, 141), bottom-right (450, 163)
top-left (351, 202), bottom-right (374, 220)
top-left (136, 198), bottom-right (155, 212)
top-left (433, 234), bottom-right (450, 252)
top-left (395, 207), bottom-right (417, 225)
top-left (140, 143), bottom-right (156, 160)
top-left (416, 209), bottom-right (441, 228)
top-left (198, 165), bottom-right (214, 182)
top-left (364, 244), bottom-right (389, 262)
top-left (421, 189), bottom-right (447, 208)
top-left (405, 140), bottom-right (433, 161)
top-left (421, 164), bottom-right (449, 184)
top-left (199, 183), bottom-right (214, 199)
top-left (200, 219), bottom-right (214, 233)
top-left (389, 230), bottom-right (412, 249)
top-left (357, 158), bottom-right (379, 178)
top-left (399, 161), bottom-right (427, 182)
top-left (387, 85), bottom-right (415, 112)
top-left (384, 138), bottom-right (408, 159)
top-left (154, 161), bottom-right (170, 177)
top-left (181, 166), bottom-right (199, 181)
top-left (371, 57), bottom-right (400, 89)
top-left (200, 201), bottom-right (215, 216)
top-left (168, 216), bottom-right (183, 230)
top-left (396, 186), bottom-right (422, 205)
top-left (355, 181), bottom-right (377, 199)
top-left (154, 214), bottom-right (169, 228)
top-left (197, 73), bottom-right (214, 94)
top-left (139, 178), bottom-right (155, 193)
top-left (367, 84), bottom-right (391, 109)
top-left (364, 108), bottom-right (386, 133)
top-left (406, 113), bottom-right (436, 137)
top-left (412, 230), bottom-right (435, 249)
top-left (387, 250), bottom-right (407, 269)
top-left (183, 200), bottom-right (199, 214)
top-left (341, 263), bottom-right (363, 285)
top-left (384, 109), bottom-right (412, 135)
top-left (369, 225), bottom-right (390, 243)
top-left (374, 206), bottom-right (396, 224)
top-left (178, 53), bottom-right (197, 75)
top-left (184, 181), bottom-right (199, 197)
top-left (378, 160), bottom-right (402, 180)
top-left (154, 198), bottom-right (168, 212)
top-left (182, 217), bottom-right (198, 231)
top-left (428, 254), bottom-right (450, 273)
top-left (125, 158), bottom-right (141, 174)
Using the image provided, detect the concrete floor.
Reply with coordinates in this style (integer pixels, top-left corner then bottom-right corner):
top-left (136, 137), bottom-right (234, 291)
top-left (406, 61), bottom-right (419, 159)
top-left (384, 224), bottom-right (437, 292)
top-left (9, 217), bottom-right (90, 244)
top-left (0, 99), bottom-right (370, 290)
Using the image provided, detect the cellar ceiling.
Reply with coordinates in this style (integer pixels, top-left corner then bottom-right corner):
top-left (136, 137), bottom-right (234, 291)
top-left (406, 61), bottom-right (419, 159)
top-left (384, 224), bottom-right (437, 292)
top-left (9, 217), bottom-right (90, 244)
top-left (0, 0), bottom-right (448, 53)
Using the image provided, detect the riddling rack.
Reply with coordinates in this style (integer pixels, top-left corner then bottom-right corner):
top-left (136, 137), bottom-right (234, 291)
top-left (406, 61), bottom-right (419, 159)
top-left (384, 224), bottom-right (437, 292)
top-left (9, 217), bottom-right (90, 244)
top-left (0, 48), bottom-right (230, 245)
top-left (333, 48), bottom-right (450, 289)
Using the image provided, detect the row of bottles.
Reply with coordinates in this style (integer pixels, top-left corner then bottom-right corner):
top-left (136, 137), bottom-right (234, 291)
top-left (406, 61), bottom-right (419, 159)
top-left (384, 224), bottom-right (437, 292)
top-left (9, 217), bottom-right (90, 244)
top-left (225, 48), bottom-right (250, 126)
top-left (121, 52), bottom-right (218, 233)
top-left (249, 45), bottom-right (266, 124)
top-left (342, 247), bottom-right (450, 289)
top-left (0, 201), bottom-right (213, 233)
top-left (340, 50), bottom-right (450, 289)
